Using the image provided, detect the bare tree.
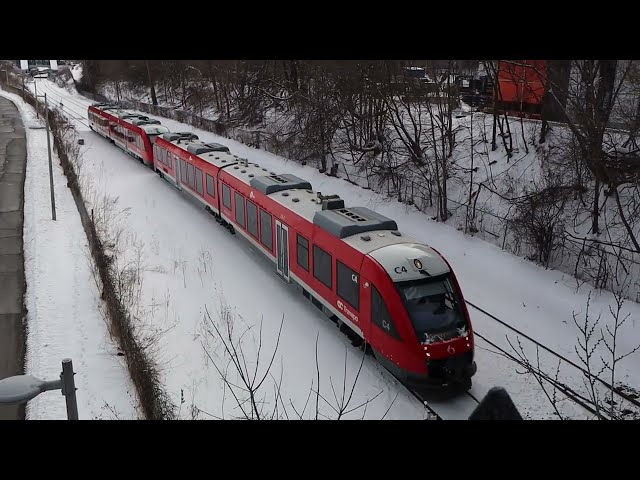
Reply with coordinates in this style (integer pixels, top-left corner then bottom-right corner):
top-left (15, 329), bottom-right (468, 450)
top-left (197, 299), bottom-right (397, 420)
top-left (506, 288), bottom-right (640, 420)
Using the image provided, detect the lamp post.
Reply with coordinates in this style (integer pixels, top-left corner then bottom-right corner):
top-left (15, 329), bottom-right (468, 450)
top-left (0, 358), bottom-right (79, 420)
top-left (35, 90), bottom-right (56, 221)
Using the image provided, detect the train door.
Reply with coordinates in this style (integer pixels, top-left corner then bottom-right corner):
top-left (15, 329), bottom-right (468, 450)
top-left (176, 157), bottom-right (183, 190)
top-left (275, 221), bottom-right (289, 282)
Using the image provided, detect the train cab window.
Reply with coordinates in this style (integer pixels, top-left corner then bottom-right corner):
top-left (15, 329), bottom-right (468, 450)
top-left (206, 174), bottom-right (215, 197)
top-left (195, 167), bottom-right (204, 195)
top-left (247, 201), bottom-right (258, 239)
top-left (313, 245), bottom-right (332, 289)
top-left (222, 184), bottom-right (231, 209)
top-left (337, 261), bottom-right (359, 310)
top-left (234, 192), bottom-right (245, 227)
top-left (371, 285), bottom-right (401, 341)
top-left (395, 274), bottom-right (467, 344)
top-left (296, 234), bottom-right (309, 271)
top-left (260, 209), bottom-right (273, 251)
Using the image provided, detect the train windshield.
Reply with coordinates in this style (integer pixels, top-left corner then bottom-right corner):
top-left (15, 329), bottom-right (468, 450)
top-left (395, 274), bottom-right (468, 344)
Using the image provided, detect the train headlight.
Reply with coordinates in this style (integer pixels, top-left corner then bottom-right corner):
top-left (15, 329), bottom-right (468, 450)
top-left (413, 259), bottom-right (423, 270)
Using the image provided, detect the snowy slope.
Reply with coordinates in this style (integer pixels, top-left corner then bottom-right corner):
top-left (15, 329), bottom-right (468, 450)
top-left (0, 88), bottom-right (139, 420)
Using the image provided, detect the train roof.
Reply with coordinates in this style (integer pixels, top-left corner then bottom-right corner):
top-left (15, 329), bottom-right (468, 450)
top-left (368, 242), bottom-right (450, 281)
top-left (131, 117), bottom-right (162, 126)
top-left (159, 133), bottom-right (238, 168)
top-left (224, 162), bottom-right (403, 240)
top-left (100, 108), bottom-right (130, 118)
top-left (92, 106), bottom-right (169, 133)
top-left (95, 105), bottom-right (122, 113)
top-left (342, 228), bottom-right (450, 279)
top-left (140, 124), bottom-right (170, 135)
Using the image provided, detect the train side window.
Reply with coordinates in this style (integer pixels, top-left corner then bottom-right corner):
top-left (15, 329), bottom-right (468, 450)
top-left (222, 184), bottom-right (231, 209)
top-left (234, 192), bottom-right (245, 227)
top-left (195, 167), bottom-right (204, 195)
top-left (337, 261), bottom-right (359, 310)
top-left (297, 234), bottom-right (309, 271)
top-left (167, 152), bottom-right (172, 169)
top-left (206, 174), bottom-right (215, 197)
top-left (313, 245), bottom-right (332, 289)
top-left (247, 200), bottom-right (258, 239)
top-left (260, 209), bottom-right (273, 251)
top-left (371, 285), bottom-right (401, 341)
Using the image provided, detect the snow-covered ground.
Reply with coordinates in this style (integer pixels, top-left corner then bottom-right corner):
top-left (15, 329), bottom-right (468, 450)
top-left (31, 77), bottom-right (640, 419)
top-left (0, 87), bottom-right (138, 420)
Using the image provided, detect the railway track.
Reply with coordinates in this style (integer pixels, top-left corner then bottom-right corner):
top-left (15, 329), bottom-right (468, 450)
top-left (32, 80), bottom-right (93, 129)
top-left (411, 388), bottom-right (481, 420)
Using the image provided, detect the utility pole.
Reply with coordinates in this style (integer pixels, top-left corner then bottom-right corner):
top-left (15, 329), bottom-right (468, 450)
top-left (44, 93), bottom-right (56, 221)
top-left (35, 92), bottom-right (56, 221)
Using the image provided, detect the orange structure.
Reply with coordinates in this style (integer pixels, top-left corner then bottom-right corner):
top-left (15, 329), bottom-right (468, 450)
top-left (496, 60), bottom-right (547, 118)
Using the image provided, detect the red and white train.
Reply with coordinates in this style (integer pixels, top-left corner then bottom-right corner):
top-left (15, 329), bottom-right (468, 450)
top-left (88, 102), bottom-right (478, 393)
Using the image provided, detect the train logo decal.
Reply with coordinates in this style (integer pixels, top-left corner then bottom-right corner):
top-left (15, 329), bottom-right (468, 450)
top-left (337, 300), bottom-right (359, 324)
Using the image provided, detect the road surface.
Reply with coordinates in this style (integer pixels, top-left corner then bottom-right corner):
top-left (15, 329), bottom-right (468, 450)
top-left (0, 96), bottom-right (27, 420)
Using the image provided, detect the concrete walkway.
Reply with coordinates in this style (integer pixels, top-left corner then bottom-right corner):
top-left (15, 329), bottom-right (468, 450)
top-left (0, 96), bottom-right (27, 420)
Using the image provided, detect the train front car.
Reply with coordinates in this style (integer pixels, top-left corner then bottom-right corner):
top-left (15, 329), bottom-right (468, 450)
top-left (361, 239), bottom-right (476, 394)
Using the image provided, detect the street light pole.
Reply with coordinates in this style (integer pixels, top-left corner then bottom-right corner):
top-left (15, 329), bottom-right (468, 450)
top-left (0, 358), bottom-right (79, 420)
top-left (61, 359), bottom-right (78, 420)
top-left (35, 92), bottom-right (57, 221)
top-left (44, 93), bottom-right (56, 221)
